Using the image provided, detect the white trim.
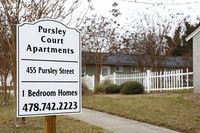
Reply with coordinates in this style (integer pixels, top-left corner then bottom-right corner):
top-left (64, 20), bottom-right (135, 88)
top-left (186, 26), bottom-right (200, 41)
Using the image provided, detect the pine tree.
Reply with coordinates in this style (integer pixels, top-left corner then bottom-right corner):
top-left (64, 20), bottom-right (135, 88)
top-left (166, 20), bottom-right (200, 56)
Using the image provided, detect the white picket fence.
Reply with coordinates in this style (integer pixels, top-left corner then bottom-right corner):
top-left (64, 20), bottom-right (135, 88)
top-left (2, 70), bottom-right (192, 93)
top-left (100, 68), bottom-right (193, 92)
top-left (82, 75), bottom-right (95, 91)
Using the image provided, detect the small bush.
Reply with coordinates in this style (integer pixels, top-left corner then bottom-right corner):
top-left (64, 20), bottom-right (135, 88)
top-left (94, 84), bottom-right (105, 94)
top-left (120, 81), bottom-right (133, 90)
top-left (120, 81), bottom-right (144, 94)
top-left (105, 84), bottom-right (120, 94)
top-left (82, 82), bottom-right (90, 95)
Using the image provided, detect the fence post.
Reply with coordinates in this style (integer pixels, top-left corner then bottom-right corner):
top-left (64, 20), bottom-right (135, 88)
top-left (181, 69), bottom-right (183, 89)
top-left (86, 75), bottom-right (89, 87)
top-left (186, 68), bottom-right (189, 89)
top-left (146, 70), bottom-right (150, 93)
top-left (164, 71), bottom-right (166, 90)
top-left (92, 75), bottom-right (95, 91)
top-left (113, 72), bottom-right (116, 84)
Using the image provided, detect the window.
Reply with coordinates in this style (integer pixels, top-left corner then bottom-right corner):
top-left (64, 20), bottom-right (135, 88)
top-left (102, 68), bottom-right (108, 76)
top-left (101, 66), bottom-right (110, 76)
top-left (115, 66), bottom-right (123, 72)
top-left (131, 67), bottom-right (139, 72)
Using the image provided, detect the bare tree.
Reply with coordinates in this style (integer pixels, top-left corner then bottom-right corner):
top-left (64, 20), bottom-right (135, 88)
top-left (122, 12), bottom-right (180, 72)
top-left (0, 0), bottom-right (90, 126)
top-left (80, 15), bottom-right (121, 83)
top-left (0, 11), bottom-right (13, 105)
top-left (0, 52), bottom-right (10, 105)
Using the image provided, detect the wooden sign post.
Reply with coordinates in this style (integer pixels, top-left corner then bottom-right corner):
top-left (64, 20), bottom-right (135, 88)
top-left (17, 19), bottom-right (81, 132)
top-left (45, 116), bottom-right (56, 133)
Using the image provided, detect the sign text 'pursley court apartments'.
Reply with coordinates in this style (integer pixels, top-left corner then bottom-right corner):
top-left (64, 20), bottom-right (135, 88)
top-left (17, 19), bottom-right (81, 117)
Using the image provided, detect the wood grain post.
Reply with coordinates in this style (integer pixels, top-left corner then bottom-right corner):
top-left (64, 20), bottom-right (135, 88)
top-left (45, 116), bottom-right (56, 133)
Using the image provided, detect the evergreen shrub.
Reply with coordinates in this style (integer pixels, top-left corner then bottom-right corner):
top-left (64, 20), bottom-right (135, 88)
top-left (105, 84), bottom-right (120, 94)
top-left (120, 81), bottom-right (144, 94)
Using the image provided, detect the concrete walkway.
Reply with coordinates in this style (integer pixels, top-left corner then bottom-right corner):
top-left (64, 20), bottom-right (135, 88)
top-left (70, 108), bottom-right (179, 133)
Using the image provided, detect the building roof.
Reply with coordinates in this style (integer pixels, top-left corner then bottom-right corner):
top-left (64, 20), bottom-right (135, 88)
top-left (165, 56), bottom-right (192, 68)
top-left (186, 26), bottom-right (200, 41)
top-left (83, 52), bottom-right (192, 68)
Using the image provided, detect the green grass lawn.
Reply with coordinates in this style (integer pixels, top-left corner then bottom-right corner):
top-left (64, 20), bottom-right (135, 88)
top-left (83, 93), bottom-right (200, 133)
top-left (0, 94), bottom-right (112, 133)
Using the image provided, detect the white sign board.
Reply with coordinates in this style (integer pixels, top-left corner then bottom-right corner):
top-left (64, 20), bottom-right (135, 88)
top-left (17, 19), bottom-right (81, 117)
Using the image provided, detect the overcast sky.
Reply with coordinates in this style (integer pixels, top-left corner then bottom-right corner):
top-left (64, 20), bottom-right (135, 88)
top-left (68, 0), bottom-right (200, 36)
top-left (74, 0), bottom-right (200, 25)
top-left (89, 0), bottom-right (200, 20)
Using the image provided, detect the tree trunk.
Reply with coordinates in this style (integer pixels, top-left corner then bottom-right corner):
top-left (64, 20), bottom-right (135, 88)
top-left (1, 73), bottom-right (9, 105)
top-left (3, 82), bottom-right (7, 105)
top-left (96, 64), bottom-right (100, 84)
top-left (11, 65), bottom-right (26, 126)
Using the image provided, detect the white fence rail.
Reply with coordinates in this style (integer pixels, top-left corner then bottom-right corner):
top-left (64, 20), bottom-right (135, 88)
top-left (100, 68), bottom-right (193, 92)
top-left (82, 75), bottom-right (95, 91)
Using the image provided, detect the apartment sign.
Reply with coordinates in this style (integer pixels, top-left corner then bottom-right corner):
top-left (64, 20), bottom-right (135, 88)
top-left (17, 19), bottom-right (81, 117)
